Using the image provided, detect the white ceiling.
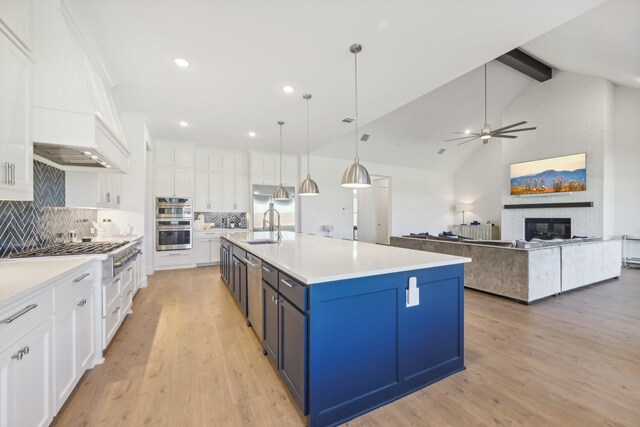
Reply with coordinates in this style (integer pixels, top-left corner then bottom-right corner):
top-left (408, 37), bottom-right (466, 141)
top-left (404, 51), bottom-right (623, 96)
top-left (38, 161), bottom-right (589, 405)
top-left (66, 0), bottom-right (606, 157)
top-left (522, 0), bottom-right (640, 89)
top-left (314, 60), bottom-right (536, 171)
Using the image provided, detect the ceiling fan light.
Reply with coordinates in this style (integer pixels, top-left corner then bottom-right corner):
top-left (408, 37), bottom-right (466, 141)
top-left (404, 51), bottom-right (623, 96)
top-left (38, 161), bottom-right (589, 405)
top-left (299, 175), bottom-right (320, 196)
top-left (341, 159), bottom-right (371, 188)
top-left (481, 134), bottom-right (491, 140)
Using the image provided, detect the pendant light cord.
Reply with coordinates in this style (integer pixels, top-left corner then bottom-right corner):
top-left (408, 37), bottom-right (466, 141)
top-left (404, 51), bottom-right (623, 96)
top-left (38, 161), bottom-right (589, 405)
top-left (306, 97), bottom-right (311, 175)
top-left (279, 123), bottom-right (283, 184)
top-left (484, 63), bottom-right (487, 125)
top-left (354, 49), bottom-right (359, 160)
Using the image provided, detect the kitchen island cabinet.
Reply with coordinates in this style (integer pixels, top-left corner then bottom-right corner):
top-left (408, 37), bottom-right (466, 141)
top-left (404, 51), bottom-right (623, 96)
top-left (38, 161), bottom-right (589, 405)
top-left (221, 232), bottom-right (469, 427)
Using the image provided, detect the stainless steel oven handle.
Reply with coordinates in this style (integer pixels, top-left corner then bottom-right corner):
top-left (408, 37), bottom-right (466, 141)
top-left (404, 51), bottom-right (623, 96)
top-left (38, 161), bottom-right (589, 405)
top-left (157, 226), bottom-right (192, 231)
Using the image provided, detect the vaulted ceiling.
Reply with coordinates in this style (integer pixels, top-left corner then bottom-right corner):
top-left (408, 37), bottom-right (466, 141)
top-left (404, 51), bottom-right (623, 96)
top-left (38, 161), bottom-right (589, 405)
top-left (67, 0), bottom-right (610, 168)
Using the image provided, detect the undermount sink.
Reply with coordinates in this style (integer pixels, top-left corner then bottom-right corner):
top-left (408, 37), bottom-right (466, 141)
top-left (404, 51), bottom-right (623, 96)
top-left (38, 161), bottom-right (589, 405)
top-left (242, 239), bottom-right (279, 245)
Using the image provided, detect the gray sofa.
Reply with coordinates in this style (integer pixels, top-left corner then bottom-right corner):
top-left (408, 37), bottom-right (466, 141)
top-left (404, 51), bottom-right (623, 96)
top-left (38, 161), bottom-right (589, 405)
top-left (390, 236), bottom-right (622, 303)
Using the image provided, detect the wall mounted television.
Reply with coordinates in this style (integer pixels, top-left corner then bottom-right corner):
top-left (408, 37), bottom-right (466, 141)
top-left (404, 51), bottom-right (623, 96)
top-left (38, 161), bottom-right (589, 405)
top-left (510, 153), bottom-right (586, 195)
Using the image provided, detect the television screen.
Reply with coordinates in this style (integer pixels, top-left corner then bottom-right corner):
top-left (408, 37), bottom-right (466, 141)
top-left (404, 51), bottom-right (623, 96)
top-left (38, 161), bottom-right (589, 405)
top-left (510, 153), bottom-right (586, 195)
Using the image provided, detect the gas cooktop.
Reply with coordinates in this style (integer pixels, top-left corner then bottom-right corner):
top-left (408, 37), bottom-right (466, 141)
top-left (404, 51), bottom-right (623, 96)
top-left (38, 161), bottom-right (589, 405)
top-left (10, 241), bottom-right (130, 258)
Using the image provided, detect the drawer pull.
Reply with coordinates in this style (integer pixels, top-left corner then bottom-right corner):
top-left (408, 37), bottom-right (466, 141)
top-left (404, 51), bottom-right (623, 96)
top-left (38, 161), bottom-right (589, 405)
top-left (113, 306), bottom-right (121, 315)
top-left (262, 266), bottom-right (272, 272)
top-left (113, 278), bottom-right (121, 284)
top-left (73, 273), bottom-right (90, 283)
top-left (1, 304), bottom-right (38, 324)
top-left (126, 267), bottom-right (133, 272)
top-left (281, 279), bottom-right (296, 288)
top-left (127, 290), bottom-right (133, 296)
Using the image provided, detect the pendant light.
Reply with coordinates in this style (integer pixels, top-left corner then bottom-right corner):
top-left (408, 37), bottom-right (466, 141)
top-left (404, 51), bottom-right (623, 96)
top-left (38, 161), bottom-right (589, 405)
top-left (273, 121), bottom-right (290, 200)
top-left (341, 43), bottom-right (371, 188)
top-left (299, 94), bottom-right (320, 196)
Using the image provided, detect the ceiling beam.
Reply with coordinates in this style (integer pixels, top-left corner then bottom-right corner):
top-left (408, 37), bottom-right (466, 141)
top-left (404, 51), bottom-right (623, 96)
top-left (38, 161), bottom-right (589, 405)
top-left (496, 48), bottom-right (552, 82)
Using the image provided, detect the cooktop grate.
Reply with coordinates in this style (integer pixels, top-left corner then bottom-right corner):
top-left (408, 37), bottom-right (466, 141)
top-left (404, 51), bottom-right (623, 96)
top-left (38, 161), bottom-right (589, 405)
top-left (9, 241), bottom-right (129, 258)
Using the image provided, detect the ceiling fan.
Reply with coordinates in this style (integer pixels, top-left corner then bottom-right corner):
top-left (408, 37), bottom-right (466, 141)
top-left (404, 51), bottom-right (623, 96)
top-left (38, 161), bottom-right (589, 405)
top-left (440, 63), bottom-right (536, 152)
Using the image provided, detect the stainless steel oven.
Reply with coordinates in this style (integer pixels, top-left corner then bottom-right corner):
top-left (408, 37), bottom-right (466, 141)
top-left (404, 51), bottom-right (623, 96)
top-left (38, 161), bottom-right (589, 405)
top-left (156, 219), bottom-right (192, 251)
top-left (156, 197), bottom-right (192, 219)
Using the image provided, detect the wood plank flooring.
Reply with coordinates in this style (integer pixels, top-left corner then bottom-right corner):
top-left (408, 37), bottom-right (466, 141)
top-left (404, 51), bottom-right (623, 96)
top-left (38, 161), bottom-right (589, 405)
top-left (52, 267), bottom-right (640, 427)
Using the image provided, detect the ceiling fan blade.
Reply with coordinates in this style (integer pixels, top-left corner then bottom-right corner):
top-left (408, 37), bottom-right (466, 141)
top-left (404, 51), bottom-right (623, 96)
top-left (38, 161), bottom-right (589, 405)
top-left (456, 136), bottom-right (481, 146)
top-left (490, 135), bottom-right (518, 139)
top-left (452, 132), bottom-right (481, 136)
top-left (437, 148), bottom-right (446, 155)
top-left (490, 121), bottom-right (527, 134)
top-left (494, 127), bottom-right (536, 134)
top-left (443, 135), bottom-right (481, 142)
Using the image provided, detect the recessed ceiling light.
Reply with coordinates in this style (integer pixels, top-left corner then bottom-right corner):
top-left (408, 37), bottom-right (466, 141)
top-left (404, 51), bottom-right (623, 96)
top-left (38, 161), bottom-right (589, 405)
top-left (83, 151), bottom-right (92, 156)
top-left (179, 121), bottom-right (189, 127)
top-left (90, 155), bottom-right (98, 159)
top-left (174, 58), bottom-right (190, 67)
top-left (282, 86), bottom-right (294, 93)
top-left (248, 131), bottom-right (256, 137)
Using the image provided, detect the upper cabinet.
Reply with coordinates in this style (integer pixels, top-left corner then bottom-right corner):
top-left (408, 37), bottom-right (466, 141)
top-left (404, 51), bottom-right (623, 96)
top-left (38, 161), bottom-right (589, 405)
top-left (0, 3), bottom-right (34, 201)
top-left (65, 171), bottom-right (123, 209)
top-left (154, 141), bottom-right (196, 197)
top-left (250, 151), bottom-right (298, 187)
top-left (32, 0), bottom-right (130, 173)
top-left (156, 144), bottom-right (194, 169)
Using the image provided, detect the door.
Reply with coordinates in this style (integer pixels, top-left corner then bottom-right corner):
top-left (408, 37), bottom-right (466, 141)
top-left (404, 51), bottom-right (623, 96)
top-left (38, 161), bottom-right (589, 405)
top-left (0, 32), bottom-right (32, 199)
top-left (155, 167), bottom-right (174, 196)
top-left (76, 291), bottom-right (95, 371)
top-left (194, 171), bottom-right (209, 211)
top-left (262, 282), bottom-right (279, 369)
top-left (0, 320), bottom-right (52, 427)
top-left (278, 298), bottom-right (307, 413)
top-left (173, 169), bottom-right (193, 197)
top-left (375, 179), bottom-right (390, 244)
top-left (208, 174), bottom-right (223, 210)
top-left (54, 301), bottom-right (77, 410)
top-left (235, 174), bottom-right (250, 212)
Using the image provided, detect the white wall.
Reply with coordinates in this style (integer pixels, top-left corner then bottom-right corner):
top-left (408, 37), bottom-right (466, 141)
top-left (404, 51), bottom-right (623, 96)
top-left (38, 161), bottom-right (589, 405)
top-left (500, 72), bottom-right (615, 240)
top-left (613, 86), bottom-right (640, 236)
top-left (299, 155), bottom-right (454, 239)
top-left (453, 141), bottom-right (503, 226)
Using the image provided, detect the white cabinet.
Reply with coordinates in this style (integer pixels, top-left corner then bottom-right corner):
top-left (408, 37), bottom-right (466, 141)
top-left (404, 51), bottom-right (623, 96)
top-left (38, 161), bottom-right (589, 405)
top-left (0, 27), bottom-right (33, 201)
top-left (65, 171), bottom-right (122, 209)
top-left (0, 319), bottom-right (52, 427)
top-left (155, 166), bottom-right (193, 197)
top-left (53, 289), bottom-right (94, 411)
top-left (155, 143), bottom-right (193, 168)
top-left (195, 171), bottom-right (222, 211)
top-left (195, 150), bottom-right (223, 172)
top-left (195, 234), bottom-right (221, 265)
top-left (222, 173), bottom-right (249, 211)
top-left (250, 152), bottom-right (298, 187)
top-left (154, 250), bottom-right (194, 270)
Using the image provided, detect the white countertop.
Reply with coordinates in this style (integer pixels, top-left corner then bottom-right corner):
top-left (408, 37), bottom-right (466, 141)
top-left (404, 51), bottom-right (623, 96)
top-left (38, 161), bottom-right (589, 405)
top-left (223, 231), bottom-right (470, 285)
top-left (0, 257), bottom-right (96, 305)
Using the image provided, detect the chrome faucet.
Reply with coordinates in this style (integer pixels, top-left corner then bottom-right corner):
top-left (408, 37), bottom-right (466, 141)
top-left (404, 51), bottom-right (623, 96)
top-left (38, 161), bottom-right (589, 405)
top-left (263, 204), bottom-right (282, 241)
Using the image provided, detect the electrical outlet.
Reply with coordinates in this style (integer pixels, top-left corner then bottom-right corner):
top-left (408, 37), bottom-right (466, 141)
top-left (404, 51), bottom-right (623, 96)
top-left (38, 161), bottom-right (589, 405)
top-left (406, 276), bottom-right (420, 307)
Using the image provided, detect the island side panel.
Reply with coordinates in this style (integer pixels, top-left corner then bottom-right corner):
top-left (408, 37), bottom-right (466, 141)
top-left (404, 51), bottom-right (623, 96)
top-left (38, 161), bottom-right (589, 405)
top-left (308, 264), bottom-right (465, 427)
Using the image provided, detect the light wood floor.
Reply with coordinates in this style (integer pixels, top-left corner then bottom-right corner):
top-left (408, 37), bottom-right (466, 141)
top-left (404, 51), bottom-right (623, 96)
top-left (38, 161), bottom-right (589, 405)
top-left (53, 267), bottom-right (640, 427)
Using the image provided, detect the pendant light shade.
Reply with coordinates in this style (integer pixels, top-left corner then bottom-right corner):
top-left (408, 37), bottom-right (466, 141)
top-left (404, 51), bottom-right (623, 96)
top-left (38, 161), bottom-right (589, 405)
top-left (299, 94), bottom-right (320, 196)
top-left (342, 43), bottom-right (371, 188)
top-left (273, 121), bottom-right (290, 200)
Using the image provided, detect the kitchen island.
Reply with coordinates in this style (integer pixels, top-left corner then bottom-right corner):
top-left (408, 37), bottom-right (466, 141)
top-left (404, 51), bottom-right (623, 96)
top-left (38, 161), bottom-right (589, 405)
top-left (220, 232), bottom-right (470, 427)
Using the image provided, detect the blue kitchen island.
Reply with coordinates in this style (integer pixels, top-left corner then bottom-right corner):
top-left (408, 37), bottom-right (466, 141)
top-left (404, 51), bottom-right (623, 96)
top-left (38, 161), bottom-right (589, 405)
top-left (221, 232), bottom-right (470, 427)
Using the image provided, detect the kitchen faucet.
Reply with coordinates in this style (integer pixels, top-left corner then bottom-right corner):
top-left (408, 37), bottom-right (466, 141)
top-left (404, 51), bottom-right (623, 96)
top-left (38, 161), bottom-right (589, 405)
top-left (263, 204), bottom-right (282, 241)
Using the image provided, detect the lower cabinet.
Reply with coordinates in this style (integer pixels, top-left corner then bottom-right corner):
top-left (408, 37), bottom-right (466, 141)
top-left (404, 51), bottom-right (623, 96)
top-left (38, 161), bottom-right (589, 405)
top-left (195, 237), bottom-right (221, 265)
top-left (0, 319), bottom-right (52, 427)
top-left (262, 281), bottom-right (279, 369)
top-left (231, 255), bottom-right (247, 316)
top-left (278, 298), bottom-right (307, 413)
top-left (53, 289), bottom-right (95, 411)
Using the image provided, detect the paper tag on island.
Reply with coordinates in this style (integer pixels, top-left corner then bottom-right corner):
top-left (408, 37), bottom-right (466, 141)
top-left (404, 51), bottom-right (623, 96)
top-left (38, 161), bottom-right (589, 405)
top-left (406, 277), bottom-right (420, 307)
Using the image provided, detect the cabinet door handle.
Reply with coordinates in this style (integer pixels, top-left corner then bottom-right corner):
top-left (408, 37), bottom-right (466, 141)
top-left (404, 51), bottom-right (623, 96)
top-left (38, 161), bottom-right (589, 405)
top-left (281, 278), bottom-right (296, 288)
top-left (11, 350), bottom-right (24, 361)
top-left (77, 299), bottom-right (85, 307)
top-left (114, 278), bottom-right (121, 284)
top-left (117, 195), bottom-right (121, 204)
top-left (11, 163), bottom-right (15, 185)
top-left (73, 273), bottom-right (90, 283)
top-left (126, 267), bottom-right (133, 272)
top-left (113, 306), bottom-right (121, 315)
top-left (4, 162), bottom-right (8, 185)
top-left (127, 290), bottom-right (133, 296)
top-left (1, 304), bottom-right (38, 324)
top-left (22, 346), bottom-right (29, 355)
top-left (106, 192), bottom-right (111, 202)
top-left (262, 266), bottom-right (271, 273)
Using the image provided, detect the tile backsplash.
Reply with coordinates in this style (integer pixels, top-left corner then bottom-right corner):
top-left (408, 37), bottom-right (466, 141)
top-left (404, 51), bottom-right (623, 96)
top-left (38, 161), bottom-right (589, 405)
top-left (194, 212), bottom-right (248, 229)
top-left (0, 161), bottom-right (97, 258)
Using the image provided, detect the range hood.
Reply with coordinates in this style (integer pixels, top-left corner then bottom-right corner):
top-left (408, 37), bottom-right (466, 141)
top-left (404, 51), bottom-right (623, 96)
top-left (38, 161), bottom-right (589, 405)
top-left (32, 0), bottom-right (130, 173)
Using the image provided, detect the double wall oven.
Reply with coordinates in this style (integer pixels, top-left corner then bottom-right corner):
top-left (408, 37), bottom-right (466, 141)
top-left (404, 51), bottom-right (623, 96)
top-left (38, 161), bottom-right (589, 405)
top-left (156, 197), bottom-right (193, 251)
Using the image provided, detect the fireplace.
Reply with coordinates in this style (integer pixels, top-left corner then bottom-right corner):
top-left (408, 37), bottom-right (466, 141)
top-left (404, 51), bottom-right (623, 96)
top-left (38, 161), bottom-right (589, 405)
top-left (524, 218), bottom-right (571, 241)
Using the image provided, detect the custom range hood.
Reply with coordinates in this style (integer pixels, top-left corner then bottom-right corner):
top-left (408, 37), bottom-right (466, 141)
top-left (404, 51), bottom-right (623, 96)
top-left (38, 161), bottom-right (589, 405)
top-left (32, 0), bottom-right (130, 172)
